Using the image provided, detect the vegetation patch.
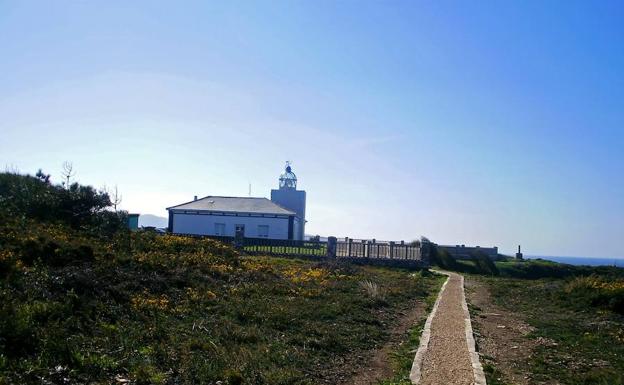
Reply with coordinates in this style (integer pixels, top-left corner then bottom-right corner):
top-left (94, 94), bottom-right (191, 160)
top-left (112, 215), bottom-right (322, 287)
top-left (0, 171), bottom-right (443, 385)
top-left (482, 276), bottom-right (624, 385)
top-left (378, 271), bottom-right (442, 385)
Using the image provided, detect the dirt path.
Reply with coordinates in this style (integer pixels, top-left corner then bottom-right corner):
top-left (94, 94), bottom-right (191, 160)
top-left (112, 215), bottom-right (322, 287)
top-left (343, 299), bottom-right (428, 385)
top-left (464, 277), bottom-right (536, 385)
top-left (413, 272), bottom-right (484, 385)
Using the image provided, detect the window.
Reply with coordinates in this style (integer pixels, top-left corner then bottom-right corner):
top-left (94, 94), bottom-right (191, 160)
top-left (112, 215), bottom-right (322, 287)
top-left (258, 225), bottom-right (269, 238)
top-left (214, 223), bottom-right (225, 236)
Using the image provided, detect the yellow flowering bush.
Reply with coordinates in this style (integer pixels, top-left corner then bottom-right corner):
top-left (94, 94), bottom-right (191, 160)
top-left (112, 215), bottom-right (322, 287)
top-left (132, 233), bottom-right (237, 258)
top-left (241, 259), bottom-right (276, 273)
top-left (566, 275), bottom-right (624, 293)
top-left (129, 233), bottom-right (239, 272)
top-left (185, 287), bottom-right (217, 302)
top-left (131, 290), bottom-right (170, 312)
top-left (210, 263), bottom-right (234, 274)
top-left (565, 275), bottom-right (624, 314)
top-left (282, 267), bottom-right (330, 285)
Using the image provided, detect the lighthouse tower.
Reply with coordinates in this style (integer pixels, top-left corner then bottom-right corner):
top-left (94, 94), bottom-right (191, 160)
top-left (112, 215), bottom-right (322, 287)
top-left (270, 162), bottom-right (306, 240)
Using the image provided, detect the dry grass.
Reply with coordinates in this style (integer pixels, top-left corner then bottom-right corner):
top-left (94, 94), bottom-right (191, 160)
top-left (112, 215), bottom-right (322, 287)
top-left (359, 280), bottom-right (387, 303)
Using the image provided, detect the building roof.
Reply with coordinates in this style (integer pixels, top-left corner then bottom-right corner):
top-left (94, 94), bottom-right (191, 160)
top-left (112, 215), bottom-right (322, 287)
top-left (167, 196), bottom-right (296, 216)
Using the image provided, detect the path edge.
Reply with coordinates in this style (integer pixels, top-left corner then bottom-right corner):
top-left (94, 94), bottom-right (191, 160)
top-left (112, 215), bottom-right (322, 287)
top-left (409, 271), bottom-right (450, 384)
top-left (460, 274), bottom-right (487, 385)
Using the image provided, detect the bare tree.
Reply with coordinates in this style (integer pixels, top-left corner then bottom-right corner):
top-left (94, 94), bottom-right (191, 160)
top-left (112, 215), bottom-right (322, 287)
top-left (61, 161), bottom-right (76, 188)
top-left (111, 185), bottom-right (122, 211)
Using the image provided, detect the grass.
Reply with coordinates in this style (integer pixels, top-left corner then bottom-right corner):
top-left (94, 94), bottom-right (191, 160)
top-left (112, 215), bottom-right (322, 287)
top-left (376, 320), bottom-right (426, 385)
top-left (0, 222), bottom-right (442, 385)
top-left (481, 363), bottom-right (509, 385)
top-left (495, 258), bottom-right (624, 280)
top-left (431, 248), bottom-right (624, 384)
top-left (378, 271), bottom-right (443, 385)
top-left (480, 276), bottom-right (624, 385)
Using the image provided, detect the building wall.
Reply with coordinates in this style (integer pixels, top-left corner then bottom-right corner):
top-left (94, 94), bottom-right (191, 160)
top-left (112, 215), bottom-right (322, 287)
top-left (438, 245), bottom-right (499, 259)
top-left (292, 216), bottom-right (301, 240)
top-left (170, 211), bottom-right (291, 239)
top-left (270, 189), bottom-right (306, 240)
top-left (127, 214), bottom-right (140, 230)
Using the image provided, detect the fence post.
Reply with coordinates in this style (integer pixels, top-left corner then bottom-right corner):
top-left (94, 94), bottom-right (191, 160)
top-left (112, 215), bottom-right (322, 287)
top-left (364, 240), bottom-right (369, 258)
top-left (373, 238), bottom-right (379, 258)
top-left (326, 236), bottom-right (337, 258)
top-left (234, 227), bottom-right (244, 250)
top-left (389, 241), bottom-right (395, 259)
top-left (347, 238), bottom-right (353, 257)
top-left (421, 241), bottom-right (434, 266)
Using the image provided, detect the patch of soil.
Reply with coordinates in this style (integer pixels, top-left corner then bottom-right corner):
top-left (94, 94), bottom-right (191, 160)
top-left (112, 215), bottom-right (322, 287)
top-left (327, 298), bottom-right (427, 385)
top-left (464, 277), bottom-right (537, 385)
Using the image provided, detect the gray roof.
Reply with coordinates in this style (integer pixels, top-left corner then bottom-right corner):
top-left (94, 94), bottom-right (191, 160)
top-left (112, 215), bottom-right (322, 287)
top-left (167, 196), bottom-right (296, 216)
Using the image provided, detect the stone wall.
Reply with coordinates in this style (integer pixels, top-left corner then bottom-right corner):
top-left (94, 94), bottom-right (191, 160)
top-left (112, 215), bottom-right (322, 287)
top-left (438, 244), bottom-right (499, 260)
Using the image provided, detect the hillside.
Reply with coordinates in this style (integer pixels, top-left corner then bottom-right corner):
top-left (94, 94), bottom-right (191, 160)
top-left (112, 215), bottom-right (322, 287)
top-left (138, 214), bottom-right (168, 229)
top-left (428, 247), bottom-right (624, 384)
top-left (0, 172), bottom-right (443, 384)
top-left (467, 275), bottom-right (624, 385)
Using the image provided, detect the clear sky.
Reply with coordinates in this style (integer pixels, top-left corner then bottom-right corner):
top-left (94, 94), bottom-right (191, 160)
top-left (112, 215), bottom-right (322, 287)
top-left (1, 1), bottom-right (623, 258)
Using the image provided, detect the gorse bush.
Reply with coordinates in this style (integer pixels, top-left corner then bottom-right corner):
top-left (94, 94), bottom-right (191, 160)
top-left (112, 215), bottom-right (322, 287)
top-left (0, 170), bottom-right (129, 269)
top-left (132, 232), bottom-right (237, 257)
top-left (129, 232), bottom-right (240, 271)
top-left (564, 275), bottom-right (624, 314)
top-left (0, 221), bottom-right (100, 270)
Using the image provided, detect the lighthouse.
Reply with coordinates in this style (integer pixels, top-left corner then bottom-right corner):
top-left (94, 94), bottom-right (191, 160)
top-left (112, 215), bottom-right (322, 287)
top-left (270, 162), bottom-right (306, 240)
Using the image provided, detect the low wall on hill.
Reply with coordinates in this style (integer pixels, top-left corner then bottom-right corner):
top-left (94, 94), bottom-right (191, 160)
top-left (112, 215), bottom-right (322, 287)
top-left (438, 244), bottom-right (499, 260)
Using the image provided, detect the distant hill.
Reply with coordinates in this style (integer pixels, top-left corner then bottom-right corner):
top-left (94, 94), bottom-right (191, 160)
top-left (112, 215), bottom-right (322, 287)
top-left (139, 214), bottom-right (168, 228)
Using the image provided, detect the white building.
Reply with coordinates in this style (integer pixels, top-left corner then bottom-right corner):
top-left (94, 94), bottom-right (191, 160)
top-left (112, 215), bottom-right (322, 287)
top-left (167, 163), bottom-right (306, 240)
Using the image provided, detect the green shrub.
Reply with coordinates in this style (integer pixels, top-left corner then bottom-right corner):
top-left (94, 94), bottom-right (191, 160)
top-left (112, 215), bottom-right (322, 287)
top-left (0, 171), bottom-right (127, 234)
top-left (472, 250), bottom-right (499, 276)
top-left (431, 248), bottom-right (459, 270)
top-left (0, 301), bottom-right (39, 358)
top-left (17, 237), bottom-right (95, 267)
top-left (0, 250), bottom-right (18, 279)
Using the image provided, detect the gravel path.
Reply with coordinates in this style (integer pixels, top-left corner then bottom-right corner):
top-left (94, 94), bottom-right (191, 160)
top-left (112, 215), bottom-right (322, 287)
top-left (418, 272), bottom-right (476, 385)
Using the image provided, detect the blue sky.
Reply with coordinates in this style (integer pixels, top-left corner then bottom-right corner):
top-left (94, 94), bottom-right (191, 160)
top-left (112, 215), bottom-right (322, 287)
top-left (1, 1), bottom-right (623, 258)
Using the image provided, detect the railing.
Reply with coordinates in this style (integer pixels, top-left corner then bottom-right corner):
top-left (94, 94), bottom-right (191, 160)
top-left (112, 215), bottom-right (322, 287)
top-left (335, 239), bottom-right (421, 260)
top-left (174, 233), bottom-right (425, 265)
top-left (178, 234), bottom-right (326, 257)
top-left (243, 237), bottom-right (326, 257)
